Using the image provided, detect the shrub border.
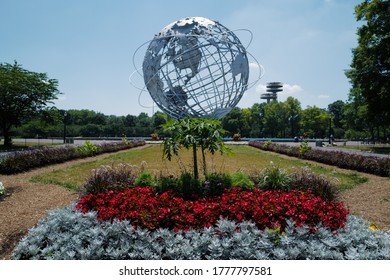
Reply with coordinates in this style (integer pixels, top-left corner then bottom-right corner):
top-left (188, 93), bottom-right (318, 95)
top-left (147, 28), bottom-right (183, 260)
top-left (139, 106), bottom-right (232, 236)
top-left (248, 141), bottom-right (390, 177)
top-left (0, 140), bottom-right (145, 174)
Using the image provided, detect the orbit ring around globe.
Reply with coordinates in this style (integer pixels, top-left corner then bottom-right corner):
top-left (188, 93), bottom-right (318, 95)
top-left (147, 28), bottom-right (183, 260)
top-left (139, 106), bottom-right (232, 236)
top-left (129, 16), bottom-right (264, 119)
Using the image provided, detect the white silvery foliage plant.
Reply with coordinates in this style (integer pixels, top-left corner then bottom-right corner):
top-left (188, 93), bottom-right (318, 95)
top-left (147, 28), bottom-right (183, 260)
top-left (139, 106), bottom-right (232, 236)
top-left (0, 181), bottom-right (5, 196)
top-left (12, 204), bottom-right (390, 260)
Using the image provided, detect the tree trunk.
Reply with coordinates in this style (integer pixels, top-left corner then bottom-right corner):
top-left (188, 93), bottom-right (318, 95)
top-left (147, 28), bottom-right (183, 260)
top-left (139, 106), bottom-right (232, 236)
top-left (2, 125), bottom-right (12, 147)
top-left (192, 143), bottom-right (198, 179)
top-left (201, 147), bottom-right (207, 177)
top-left (370, 126), bottom-right (375, 141)
top-left (376, 126), bottom-right (379, 141)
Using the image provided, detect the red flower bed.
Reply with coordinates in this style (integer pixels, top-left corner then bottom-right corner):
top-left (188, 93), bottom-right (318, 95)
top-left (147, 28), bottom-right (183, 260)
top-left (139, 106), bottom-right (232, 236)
top-left (76, 187), bottom-right (348, 231)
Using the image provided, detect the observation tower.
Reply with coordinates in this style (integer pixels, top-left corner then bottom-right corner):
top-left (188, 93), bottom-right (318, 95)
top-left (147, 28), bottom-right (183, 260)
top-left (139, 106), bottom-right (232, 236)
top-left (261, 82), bottom-right (283, 103)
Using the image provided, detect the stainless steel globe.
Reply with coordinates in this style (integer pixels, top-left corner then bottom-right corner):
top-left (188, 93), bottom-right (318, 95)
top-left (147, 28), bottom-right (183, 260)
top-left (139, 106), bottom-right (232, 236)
top-left (142, 17), bottom-right (252, 119)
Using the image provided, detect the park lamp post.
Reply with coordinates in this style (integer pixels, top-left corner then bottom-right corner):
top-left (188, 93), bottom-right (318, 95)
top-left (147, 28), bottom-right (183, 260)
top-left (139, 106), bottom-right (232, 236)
top-left (259, 111), bottom-right (264, 138)
top-left (289, 114), bottom-right (299, 138)
top-left (63, 111), bottom-right (67, 144)
top-left (328, 116), bottom-right (332, 145)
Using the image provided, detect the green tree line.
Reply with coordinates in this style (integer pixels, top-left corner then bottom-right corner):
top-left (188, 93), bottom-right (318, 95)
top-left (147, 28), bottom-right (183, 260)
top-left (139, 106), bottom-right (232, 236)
top-left (8, 96), bottom-right (388, 141)
top-left (11, 109), bottom-right (168, 139)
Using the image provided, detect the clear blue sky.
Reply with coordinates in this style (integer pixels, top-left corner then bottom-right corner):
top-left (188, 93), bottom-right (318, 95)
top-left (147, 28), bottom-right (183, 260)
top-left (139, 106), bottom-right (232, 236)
top-left (1, 0), bottom-right (362, 116)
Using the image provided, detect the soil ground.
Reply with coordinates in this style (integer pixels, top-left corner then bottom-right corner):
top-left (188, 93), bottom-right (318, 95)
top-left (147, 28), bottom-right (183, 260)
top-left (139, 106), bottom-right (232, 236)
top-left (0, 145), bottom-right (389, 259)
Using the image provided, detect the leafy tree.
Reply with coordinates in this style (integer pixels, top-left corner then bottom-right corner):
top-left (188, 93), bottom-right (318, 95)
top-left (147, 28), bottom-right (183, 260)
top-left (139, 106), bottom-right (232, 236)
top-left (152, 111), bottom-right (170, 135)
top-left (221, 99), bottom-right (302, 138)
top-left (327, 100), bottom-right (346, 138)
top-left (346, 0), bottom-right (390, 138)
top-left (13, 107), bottom-right (63, 138)
top-left (249, 103), bottom-right (266, 138)
top-left (0, 61), bottom-right (60, 146)
top-left (124, 114), bottom-right (136, 127)
top-left (240, 108), bottom-right (252, 137)
top-left (221, 107), bottom-right (247, 137)
top-left (263, 101), bottom-right (289, 138)
top-left (300, 106), bottom-right (330, 138)
top-left (327, 100), bottom-right (345, 128)
top-left (343, 100), bottom-right (371, 140)
top-left (122, 114), bottom-right (137, 136)
top-left (135, 112), bottom-right (153, 136)
top-left (284, 97), bottom-right (302, 137)
top-left (66, 109), bottom-right (106, 126)
top-left (80, 124), bottom-right (104, 137)
top-left (162, 117), bottom-right (231, 179)
top-left (102, 115), bottom-right (124, 137)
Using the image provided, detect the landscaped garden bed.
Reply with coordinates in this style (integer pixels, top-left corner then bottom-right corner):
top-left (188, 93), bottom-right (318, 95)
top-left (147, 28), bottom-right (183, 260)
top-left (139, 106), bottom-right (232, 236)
top-left (11, 163), bottom-right (390, 260)
top-left (248, 140), bottom-right (390, 177)
top-left (12, 190), bottom-right (390, 260)
top-left (0, 140), bottom-right (145, 174)
top-left (6, 119), bottom-right (390, 260)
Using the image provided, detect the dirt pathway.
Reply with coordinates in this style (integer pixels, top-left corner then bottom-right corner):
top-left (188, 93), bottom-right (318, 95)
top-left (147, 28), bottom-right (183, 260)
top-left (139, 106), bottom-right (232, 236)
top-left (339, 174), bottom-right (390, 229)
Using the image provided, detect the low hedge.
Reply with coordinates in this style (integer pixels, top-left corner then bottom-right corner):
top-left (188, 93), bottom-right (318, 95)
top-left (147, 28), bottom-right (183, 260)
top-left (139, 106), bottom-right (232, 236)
top-left (0, 140), bottom-right (145, 174)
top-left (248, 141), bottom-right (390, 177)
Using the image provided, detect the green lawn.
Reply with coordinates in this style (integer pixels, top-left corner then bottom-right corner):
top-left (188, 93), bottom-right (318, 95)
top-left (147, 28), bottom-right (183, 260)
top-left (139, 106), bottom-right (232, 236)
top-left (31, 144), bottom-right (367, 192)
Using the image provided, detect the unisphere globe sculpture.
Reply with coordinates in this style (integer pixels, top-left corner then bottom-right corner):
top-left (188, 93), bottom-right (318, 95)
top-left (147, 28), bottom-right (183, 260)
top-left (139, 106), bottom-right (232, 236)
top-left (140, 16), bottom-right (259, 119)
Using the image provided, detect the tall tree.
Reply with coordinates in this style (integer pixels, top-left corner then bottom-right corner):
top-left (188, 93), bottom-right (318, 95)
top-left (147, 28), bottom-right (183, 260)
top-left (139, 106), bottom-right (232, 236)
top-left (284, 97), bottom-right (302, 137)
top-left (263, 101), bottom-right (289, 138)
top-left (300, 106), bottom-right (330, 138)
top-left (0, 61), bottom-right (60, 146)
top-left (327, 100), bottom-right (346, 138)
top-left (327, 100), bottom-right (345, 128)
top-left (152, 111), bottom-right (170, 135)
top-left (343, 98), bottom-right (371, 139)
top-left (221, 107), bottom-right (246, 136)
top-left (135, 112), bottom-right (153, 136)
top-left (346, 0), bottom-right (390, 134)
top-left (249, 103), bottom-right (267, 138)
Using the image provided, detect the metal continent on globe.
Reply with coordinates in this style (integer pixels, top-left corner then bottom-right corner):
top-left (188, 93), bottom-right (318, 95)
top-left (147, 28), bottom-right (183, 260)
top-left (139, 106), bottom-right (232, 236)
top-left (142, 16), bottom-right (250, 119)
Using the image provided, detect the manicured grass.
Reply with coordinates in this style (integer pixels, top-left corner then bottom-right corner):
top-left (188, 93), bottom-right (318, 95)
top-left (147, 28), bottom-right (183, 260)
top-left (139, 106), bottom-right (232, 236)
top-left (31, 144), bottom-right (367, 192)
